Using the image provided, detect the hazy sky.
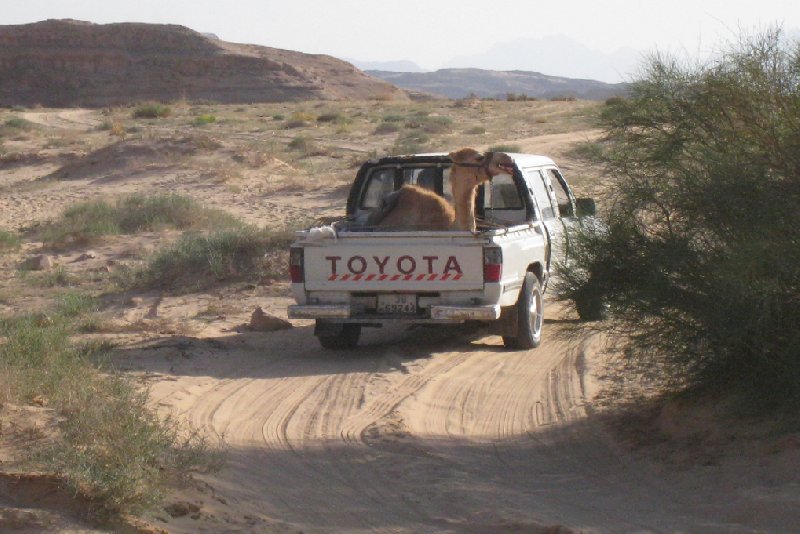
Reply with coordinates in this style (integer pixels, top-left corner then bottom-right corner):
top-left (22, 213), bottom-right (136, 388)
top-left (3, 0), bottom-right (799, 81)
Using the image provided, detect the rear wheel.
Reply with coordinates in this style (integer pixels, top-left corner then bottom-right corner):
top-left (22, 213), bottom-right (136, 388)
top-left (316, 322), bottom-right (361, 349)
top-left (503, 272), bottom-right (544, 350)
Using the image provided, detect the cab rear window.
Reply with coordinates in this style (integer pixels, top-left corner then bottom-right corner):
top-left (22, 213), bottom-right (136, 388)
top-left (359, 166), bottom-right (441, 208)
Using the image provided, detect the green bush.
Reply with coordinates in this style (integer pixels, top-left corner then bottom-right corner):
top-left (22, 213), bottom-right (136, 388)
top-left (567, 141), bottom-right (605, 161)
top-left (489, 144), bottom-right (522, 153)
top-left (392, 131), bottom-right (432, 154)
top-left (132, 103), bottom-right (172, 119)
top-left (382, 114), bottom-right (405, 123)
top-left (0, 297), bottom-right (217, 516)
top-left (316, 112), bottom-right (347, 124)
top-left (38, 194), bottom-right (241, 247)
top-left (556, 30), bottom-right (800, 411)
top-left (0, 228), bottom-right (20, 251)
top-left (193, 114), bottom-right (217, 125)
top-left (405, 115), bottom-right (453, 134)
top-left (119, 226), bottom-right (294, 292)
top-left (3, 117), bottom-right (36, 130)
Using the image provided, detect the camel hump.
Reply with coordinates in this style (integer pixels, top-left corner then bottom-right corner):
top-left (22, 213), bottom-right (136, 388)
top-left (372, 185), bottom-right (455, 230)
top-left (366, 188), bottom-right (403, 226)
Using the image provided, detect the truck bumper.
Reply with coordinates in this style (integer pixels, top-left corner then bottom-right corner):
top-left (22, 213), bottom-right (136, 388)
top-left (430, 305), bottom-right (500, 321)
top-left (288, 304), bottom-right (500, 322)
top-left (288, 304), bottom-right (352, 319)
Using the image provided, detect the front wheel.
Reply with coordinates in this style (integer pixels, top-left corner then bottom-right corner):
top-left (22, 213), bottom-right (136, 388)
top-left (503, 273), bottom-right (544, 350)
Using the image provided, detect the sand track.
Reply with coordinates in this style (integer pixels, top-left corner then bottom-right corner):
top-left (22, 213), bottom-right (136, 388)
top-left (119, 318), bottom-right (796, 534)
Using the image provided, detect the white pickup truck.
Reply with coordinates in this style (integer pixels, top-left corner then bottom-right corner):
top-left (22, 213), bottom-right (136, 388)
top-left (288, 152), bottom-right (594, 349)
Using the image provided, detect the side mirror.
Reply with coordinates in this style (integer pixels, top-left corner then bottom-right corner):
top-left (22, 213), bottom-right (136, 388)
top-left (575, 197), bottom-right (596, 217)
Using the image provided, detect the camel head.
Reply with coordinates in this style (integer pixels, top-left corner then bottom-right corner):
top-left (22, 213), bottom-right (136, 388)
top-left (448, 148), bottom-right (516, 231)
top-left (448, 148), bottom-right (515, 188)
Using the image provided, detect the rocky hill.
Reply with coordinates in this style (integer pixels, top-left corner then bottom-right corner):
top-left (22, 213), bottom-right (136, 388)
top-left (0, 20), bottom-right (407, 107)
top-left (367, 68), bottom-right (627, 100)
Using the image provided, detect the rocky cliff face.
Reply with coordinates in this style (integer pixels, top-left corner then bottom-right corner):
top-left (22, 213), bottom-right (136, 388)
top-left (0, 20), bottom-right (407, 107)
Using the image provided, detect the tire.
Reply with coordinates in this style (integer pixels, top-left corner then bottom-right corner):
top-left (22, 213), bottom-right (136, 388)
top-left (503, 272), bottom-right (544, 350)
top-left (316, 323), bottom-right (361, 349)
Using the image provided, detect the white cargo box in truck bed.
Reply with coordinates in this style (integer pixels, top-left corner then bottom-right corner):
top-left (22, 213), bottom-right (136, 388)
top-left (288, 152), bottom-right (595, 349)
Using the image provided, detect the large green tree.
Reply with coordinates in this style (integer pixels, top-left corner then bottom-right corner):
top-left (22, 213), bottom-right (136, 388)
top-left (559, 30), bottom-right (800, 409)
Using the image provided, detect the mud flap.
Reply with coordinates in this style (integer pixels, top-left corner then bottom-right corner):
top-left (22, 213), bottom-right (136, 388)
top-left (314, 320), bottom-right (345, 337)
top-left (489, 306), bottom-right (518, 337)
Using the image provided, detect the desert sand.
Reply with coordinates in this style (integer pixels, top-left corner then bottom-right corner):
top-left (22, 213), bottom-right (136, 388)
top-left (1, 101), bottom-right (798, 533)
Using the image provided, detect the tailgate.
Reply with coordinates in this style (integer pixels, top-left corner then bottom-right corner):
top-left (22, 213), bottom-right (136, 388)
top-left (302, 235), bottom-right (485, 291)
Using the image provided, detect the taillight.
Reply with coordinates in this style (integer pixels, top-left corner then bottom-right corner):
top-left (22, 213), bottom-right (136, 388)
top-left (289, 247), bottom-right (304, 283)
top-left (484, 247), bottom-right (502, 282)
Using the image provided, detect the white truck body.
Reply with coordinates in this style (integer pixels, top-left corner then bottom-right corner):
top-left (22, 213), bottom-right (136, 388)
top-left (288, 153), bottom-right (592, 348)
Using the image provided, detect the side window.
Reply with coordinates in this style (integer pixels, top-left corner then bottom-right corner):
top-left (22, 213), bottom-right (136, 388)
top-left (360, 168), bottom-right (395, 209)
top-left (525, 168), bottom-right (557, 220)
top-left (482, 173), bottom-right (527, 225)
top-left (547, 169), bottom-right (574, 217)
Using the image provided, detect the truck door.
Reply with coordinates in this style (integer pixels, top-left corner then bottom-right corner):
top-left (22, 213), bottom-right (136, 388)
top-left (522, 167), bottom-right (565, 268)
top-left (543, 167), bottom-right (579, 264)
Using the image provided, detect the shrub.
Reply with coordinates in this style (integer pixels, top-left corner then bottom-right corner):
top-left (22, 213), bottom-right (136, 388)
top-left (404, 115), bottom-right (453, 134)
top-left (0, 228), bottom-right (20, 251)
top-left (373, 122), bottom-right (401, 135)
top-left (567, 141), bottom-right (605, 161)
top-left (0, 298), bottom-right (217, 516)
top-left (132, 103), bottom-right (172, 119)
top-left (489, 144), bottom-right (522, 153)
top-left (392, 131), bottom-right (432, 154)
top-left (382, 114), bottom-right (405, 123)
top-left (283, 111), bottom-right (315, 129)
top-left (288, 135), bottom-right (314, 151)
top-left (465, 126), bottom-right (486, 135)
top-left (38, 194), bottom-right (241, 247)
top-left (288, 135), bottom-right (329, 157)
top-left (316, 112), bottom-right (347, 124)
top-left (3, 117), bottom-right (36, 130)
top-left (193, 114), bottom-right (217, 125)
top-left (119, 226), bottom-right (295, 292)
top-left (506, 93), bottom-right (537, 102)
top-left (556, 29), bottom-right (800, 411)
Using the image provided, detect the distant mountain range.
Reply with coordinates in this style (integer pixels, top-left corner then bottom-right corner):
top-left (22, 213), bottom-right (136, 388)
top-left (347, 59), bottom-right (426, 73)
top-left (441, 35), bottom-right (641, 84)
top-left (366, 68), bottom-right (628, 101)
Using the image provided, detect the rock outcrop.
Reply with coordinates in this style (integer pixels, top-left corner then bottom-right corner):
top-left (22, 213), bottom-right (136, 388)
top-left (0, 19), bottom-right (407, 107)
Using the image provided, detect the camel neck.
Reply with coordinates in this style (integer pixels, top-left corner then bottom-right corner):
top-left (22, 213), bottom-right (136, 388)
top-left (453, 182), bottom-right (478, 231)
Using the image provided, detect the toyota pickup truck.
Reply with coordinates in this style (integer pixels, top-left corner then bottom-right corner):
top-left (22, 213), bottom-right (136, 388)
top-left (288, 152), bottom-right (594, 349)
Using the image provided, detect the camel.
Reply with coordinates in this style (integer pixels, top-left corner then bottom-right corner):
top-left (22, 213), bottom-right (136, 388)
top-left (369, 148), bottom-right (515, 231)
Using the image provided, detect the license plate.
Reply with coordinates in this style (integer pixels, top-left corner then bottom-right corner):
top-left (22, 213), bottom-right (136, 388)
top-left (377, 294), bottom-right (417, 315)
